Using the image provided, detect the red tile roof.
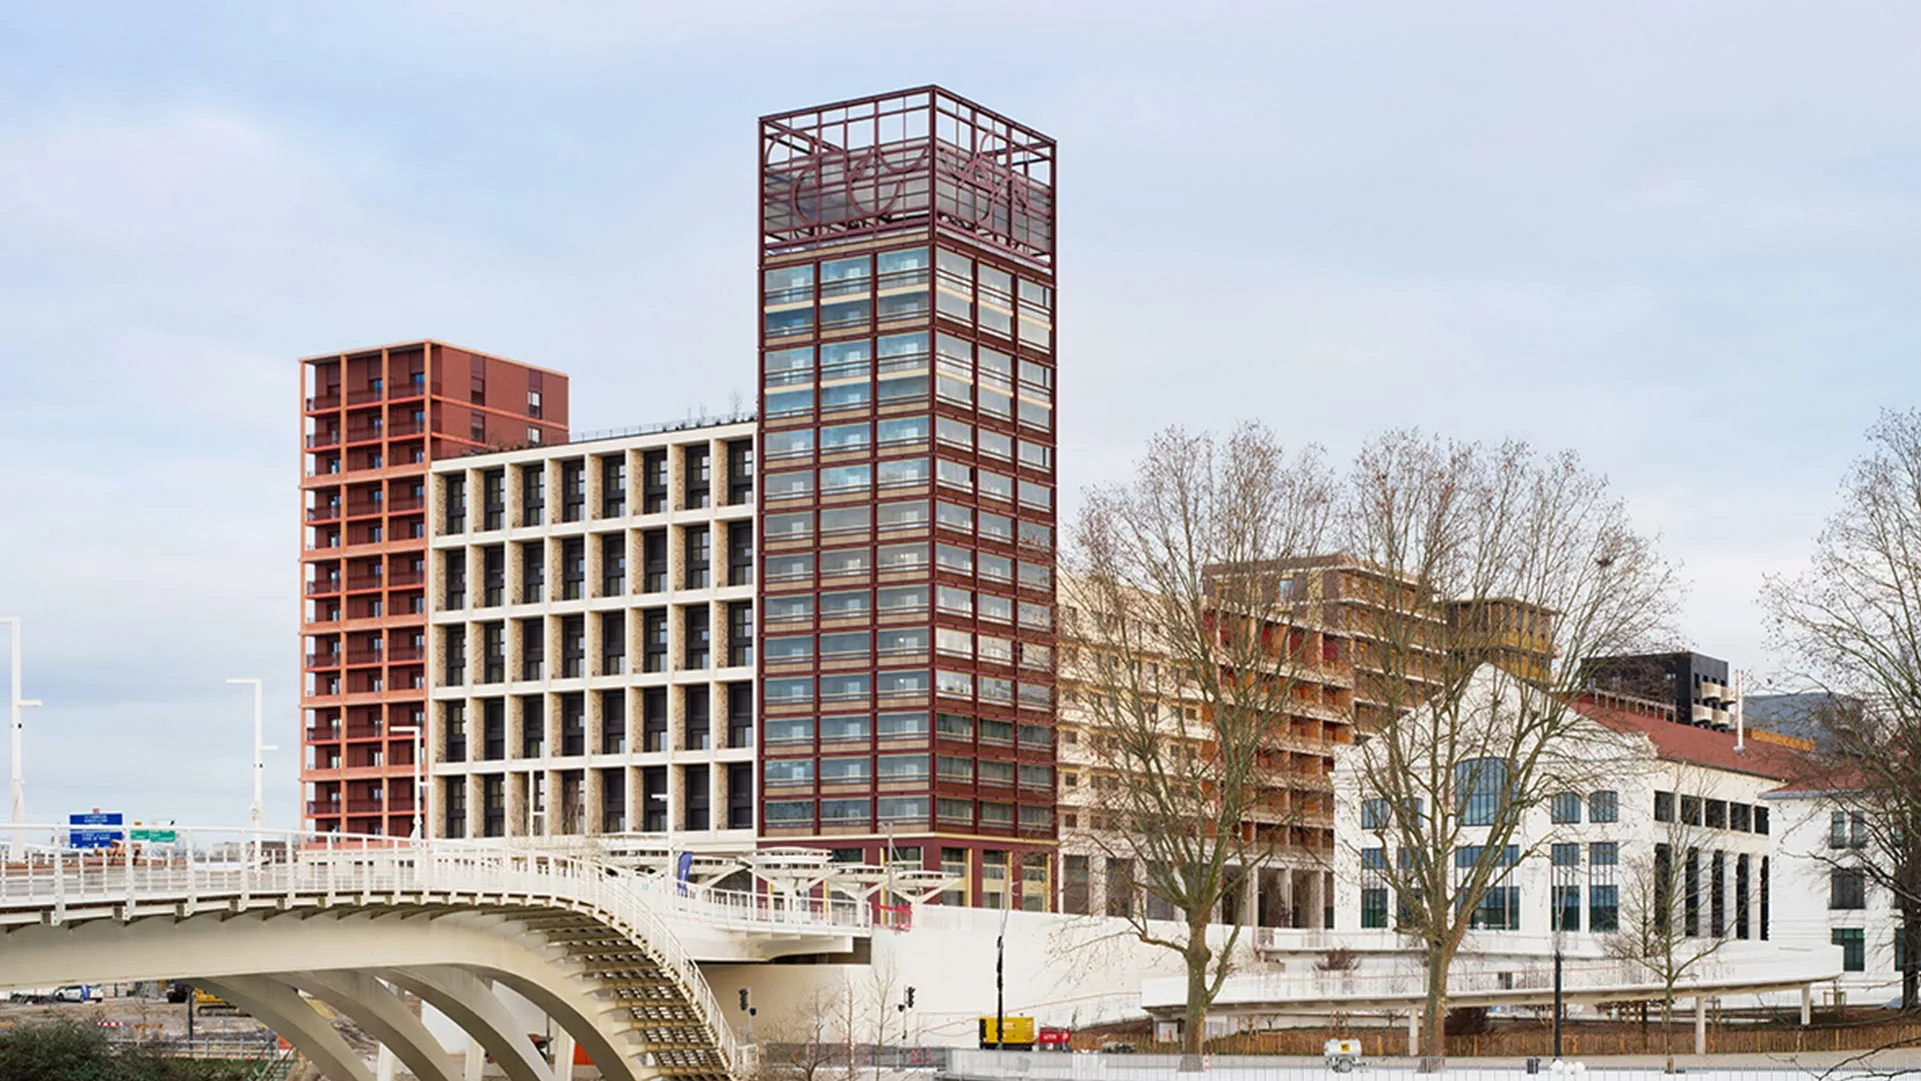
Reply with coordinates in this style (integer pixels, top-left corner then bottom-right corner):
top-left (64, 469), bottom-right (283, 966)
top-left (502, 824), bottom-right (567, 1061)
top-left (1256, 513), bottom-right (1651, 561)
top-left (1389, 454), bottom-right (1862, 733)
top-left (1572, 696), bottom-right (1801, 781)
top-left (1764, 765), bottom-right (1869, 797)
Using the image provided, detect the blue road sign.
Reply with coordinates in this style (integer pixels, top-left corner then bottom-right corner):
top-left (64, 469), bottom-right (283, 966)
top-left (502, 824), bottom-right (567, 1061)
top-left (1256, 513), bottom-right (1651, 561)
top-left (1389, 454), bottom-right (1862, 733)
top-left (69, 811), bottom-right (124, 850)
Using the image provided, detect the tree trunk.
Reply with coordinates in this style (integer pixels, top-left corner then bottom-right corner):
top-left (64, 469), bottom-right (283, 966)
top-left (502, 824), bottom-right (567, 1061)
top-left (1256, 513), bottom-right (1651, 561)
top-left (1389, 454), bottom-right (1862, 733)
top-left (1661, 988), bottom-right (1675, 1074)
top-left (1905, 909), bottom-right (1919, 1012)
top-left (1180, 923), bottom-right (1211, 1072)
top-left (1419, 945), bottom-right (1450, 1072)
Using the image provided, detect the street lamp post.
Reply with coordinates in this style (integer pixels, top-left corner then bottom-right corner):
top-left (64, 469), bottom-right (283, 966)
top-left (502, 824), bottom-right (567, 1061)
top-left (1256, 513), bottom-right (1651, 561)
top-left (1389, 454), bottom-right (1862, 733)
top-left (394, 725), bottom-right (424, 841)
top-left (1552, 856), bottom-right (1566, 1060)
top-left (225, 679), bottom-right (275, 844)
top-left (994, 889), bottom-right (1010, 1052)
top-left (3, 617), bottom-right (43, 857)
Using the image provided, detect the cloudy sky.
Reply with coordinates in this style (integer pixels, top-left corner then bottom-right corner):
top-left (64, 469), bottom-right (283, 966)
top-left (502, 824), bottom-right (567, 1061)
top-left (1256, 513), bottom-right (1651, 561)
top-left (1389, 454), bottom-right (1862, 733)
top-left (3, 3), bottom-right (1919, 828)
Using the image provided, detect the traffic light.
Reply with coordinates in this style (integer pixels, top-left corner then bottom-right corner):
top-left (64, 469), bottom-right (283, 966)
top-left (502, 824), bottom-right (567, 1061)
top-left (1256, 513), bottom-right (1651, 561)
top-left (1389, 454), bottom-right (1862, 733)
top-left (738, 988), bottom-right (749, 1011)
top-left (905, 986), bottom-right (916, 1009)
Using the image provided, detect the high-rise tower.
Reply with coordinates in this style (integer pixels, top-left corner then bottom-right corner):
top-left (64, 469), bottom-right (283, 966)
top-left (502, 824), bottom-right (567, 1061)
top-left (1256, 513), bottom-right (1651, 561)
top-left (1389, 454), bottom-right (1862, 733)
top-left (301, 341), bottom-right (568, 837)
top-left (756, 88), bottom-right (1059, 908)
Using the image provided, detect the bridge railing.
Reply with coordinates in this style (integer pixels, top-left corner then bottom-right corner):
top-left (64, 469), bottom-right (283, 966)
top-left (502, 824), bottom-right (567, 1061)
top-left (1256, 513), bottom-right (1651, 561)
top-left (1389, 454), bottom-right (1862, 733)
top-left (0, 827), bottom-right (868, 932)
top-left (666, 880), bottom-right (870, 930)
top-left (0, 826), bottom-right (750, 1071)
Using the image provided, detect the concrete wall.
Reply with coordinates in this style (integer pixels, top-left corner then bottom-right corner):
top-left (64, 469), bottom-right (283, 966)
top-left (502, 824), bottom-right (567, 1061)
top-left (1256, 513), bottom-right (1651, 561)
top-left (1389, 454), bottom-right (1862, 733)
top-left (700, 903), bottom-right (1259, 1048)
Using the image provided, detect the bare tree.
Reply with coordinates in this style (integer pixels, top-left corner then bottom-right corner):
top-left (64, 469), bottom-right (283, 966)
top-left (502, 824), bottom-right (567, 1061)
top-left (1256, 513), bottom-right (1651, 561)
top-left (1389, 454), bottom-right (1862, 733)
top-left (834, 975), bottom-right (860, 1081)
top-left (1065, 421), bottom-right (1334, 1064)
top-left (863, 953), bottom-right (902, 1067)
top-left (1341, 433), bottom-right (1677, 1072)
top-left (1604, 776), bottom-right (1734, 1073)
top-left (760, 982), bottom-right (848, 1081)
top-left (1763, 408), bottom-right (1921, 1011)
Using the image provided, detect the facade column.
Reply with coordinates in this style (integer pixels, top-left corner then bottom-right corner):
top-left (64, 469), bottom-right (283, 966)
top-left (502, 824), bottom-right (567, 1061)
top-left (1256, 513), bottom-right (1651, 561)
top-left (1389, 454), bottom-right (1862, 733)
top-left (1800, 986), bottom-right (1813, 1026)
top-left (1693, 997), bottom-right (1707, 1056)
top-left (1302, 871), bottom-right (1324, 929)
top-left (584, 768), bottom-right (604, 837)
top-left (1406, 1010), bottom-right (1419, 1056)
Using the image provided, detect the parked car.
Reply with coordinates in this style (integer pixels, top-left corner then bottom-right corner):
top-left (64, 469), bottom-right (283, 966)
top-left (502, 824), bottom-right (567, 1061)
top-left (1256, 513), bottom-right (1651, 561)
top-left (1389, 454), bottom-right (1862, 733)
top-left (52, 986), bottom-right (89, 1003)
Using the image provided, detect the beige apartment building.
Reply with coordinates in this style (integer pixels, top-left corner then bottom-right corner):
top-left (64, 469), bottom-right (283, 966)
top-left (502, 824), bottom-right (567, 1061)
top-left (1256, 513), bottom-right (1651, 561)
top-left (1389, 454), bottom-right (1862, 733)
top-left (424, 417), bottom-right (759, 851)
top-left (1054, 556), bottom-right (1553, 926)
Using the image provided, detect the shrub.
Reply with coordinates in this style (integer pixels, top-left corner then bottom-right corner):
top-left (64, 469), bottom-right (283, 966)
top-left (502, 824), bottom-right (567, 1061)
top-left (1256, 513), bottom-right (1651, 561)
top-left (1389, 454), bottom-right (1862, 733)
top-left (0, 1022), bottom-right (260, 1081)
top-left (0, 1021), bottom-right (118, 1081)
top-left (1444, 1007), bottom-right (1493, 1036)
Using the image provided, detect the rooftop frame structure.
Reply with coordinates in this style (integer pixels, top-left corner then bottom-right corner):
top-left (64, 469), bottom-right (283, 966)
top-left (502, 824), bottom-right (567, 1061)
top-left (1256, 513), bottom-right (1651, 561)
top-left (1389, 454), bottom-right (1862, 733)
top-left (761, 86), bottom-right (1056, 266)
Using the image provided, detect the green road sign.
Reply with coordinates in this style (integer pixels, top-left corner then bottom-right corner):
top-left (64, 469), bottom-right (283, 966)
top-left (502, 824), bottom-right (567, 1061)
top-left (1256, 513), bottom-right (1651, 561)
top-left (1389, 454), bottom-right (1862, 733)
top-left (130, 828), bottom-right (177, 843)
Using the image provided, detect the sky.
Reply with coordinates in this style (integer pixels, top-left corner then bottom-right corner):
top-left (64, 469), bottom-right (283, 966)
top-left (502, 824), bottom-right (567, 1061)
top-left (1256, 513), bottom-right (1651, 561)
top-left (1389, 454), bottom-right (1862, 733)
top-left (2, 2), bottom-right (1919, 829)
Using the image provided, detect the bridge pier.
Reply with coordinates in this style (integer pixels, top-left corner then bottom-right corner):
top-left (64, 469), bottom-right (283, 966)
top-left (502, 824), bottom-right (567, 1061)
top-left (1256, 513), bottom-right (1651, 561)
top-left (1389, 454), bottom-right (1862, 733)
top-left (1406, 1009), bottom-right (1419, 1056)
top-left (486, 969), bottom-right (642, 1081)
top-left (382, 967), bottom-right (556, 1081)
top-left (552, 1026), bottom-right (576, 1078)
top-left (289, 970), bottom-right (460, 1081)
top-left (197, 975), bottom-right (374, 1081)
top-left (1694, 997), bottom-right (1707, 1056)
top-left (1801, 986), bottom-right (1813, 1026)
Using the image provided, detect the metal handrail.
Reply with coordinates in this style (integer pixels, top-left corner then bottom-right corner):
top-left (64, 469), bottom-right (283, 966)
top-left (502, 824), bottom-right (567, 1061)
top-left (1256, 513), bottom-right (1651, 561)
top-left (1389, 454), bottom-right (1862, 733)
top-left (563, 412), bottom-right (758, 448)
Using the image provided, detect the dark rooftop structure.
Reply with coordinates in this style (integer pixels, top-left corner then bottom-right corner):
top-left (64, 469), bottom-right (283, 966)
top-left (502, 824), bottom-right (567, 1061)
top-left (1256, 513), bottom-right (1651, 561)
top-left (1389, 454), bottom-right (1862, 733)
top-left (1581, 651), bottom-right (1735, 731)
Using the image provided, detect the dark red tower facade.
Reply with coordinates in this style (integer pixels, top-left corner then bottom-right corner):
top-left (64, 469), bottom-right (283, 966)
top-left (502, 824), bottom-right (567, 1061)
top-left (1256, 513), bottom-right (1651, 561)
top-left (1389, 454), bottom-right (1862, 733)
top-left (755, 88), bottom-right (1060, 909)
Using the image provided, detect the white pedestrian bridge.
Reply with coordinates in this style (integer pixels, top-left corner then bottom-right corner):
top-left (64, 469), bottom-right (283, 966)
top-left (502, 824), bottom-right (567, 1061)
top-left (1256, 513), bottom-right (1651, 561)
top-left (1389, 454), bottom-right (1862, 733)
top-left (0, 825), bottom-right (912, 1081)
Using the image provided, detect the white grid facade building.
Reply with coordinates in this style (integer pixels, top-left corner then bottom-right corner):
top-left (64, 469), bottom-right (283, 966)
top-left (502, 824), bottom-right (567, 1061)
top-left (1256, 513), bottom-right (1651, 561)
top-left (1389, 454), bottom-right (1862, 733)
top-left (425, 419), bottom-right (758, 849)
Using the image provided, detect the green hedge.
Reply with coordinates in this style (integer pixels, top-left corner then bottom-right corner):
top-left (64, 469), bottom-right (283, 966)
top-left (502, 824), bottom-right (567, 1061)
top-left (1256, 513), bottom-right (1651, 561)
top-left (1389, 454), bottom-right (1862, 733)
top-left (0, 1022), bottom-right (262, 1081)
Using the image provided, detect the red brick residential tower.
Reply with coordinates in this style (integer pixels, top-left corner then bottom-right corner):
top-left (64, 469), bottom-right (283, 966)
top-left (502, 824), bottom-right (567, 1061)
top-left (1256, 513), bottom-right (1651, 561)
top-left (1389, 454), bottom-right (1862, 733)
top-left (301, 341), bottom-right (568, 837)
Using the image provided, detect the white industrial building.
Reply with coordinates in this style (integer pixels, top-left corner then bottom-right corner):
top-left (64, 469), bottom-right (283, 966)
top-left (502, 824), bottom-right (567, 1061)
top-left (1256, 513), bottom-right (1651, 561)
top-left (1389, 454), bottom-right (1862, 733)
top-left (1765, 780), bottom-right (1911, 1008)
top-left (1329, 666), bottom-right (1792, 946)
